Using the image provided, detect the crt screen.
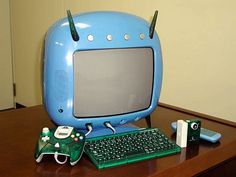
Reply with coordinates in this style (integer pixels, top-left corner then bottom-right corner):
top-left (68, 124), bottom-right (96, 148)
top-left (73, 48), bottom-right (154, 117)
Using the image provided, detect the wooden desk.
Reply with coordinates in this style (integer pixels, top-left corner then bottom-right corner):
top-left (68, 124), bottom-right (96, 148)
top-left (0, 104), bottom-right (235, 177)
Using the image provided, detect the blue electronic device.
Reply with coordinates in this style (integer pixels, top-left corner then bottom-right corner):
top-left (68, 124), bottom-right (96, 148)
top-left (43, 11), bottom-right (162, 131)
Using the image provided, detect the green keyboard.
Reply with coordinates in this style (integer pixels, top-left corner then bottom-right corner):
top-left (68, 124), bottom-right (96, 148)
top-left (84, 128), bottom-right (181, 169)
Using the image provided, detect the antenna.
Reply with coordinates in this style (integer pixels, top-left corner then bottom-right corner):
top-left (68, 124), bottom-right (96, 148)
top-left (67, 10), bottom-right (79, 41)
top-left (149, 10), bottom-right (158, 39)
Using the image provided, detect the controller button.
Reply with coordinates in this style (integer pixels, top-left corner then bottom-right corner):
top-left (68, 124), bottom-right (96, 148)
top-left (42, 136), bottom-right (50, 142)
top-left (55, 143), bottom-right (60, 148)
top-left (76, 133), bottom-right (80, 137)
top-left (79, 136), bottom-right (84, 140)
top-left (74, 137), bottom-right (78, 141)
top-left (71, 134), bottom-right (75, 138)
top-left (42, 127), bottom-right (50, 135)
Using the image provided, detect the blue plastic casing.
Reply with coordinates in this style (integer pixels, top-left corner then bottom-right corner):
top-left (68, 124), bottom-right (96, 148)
top-left (43, 11), bottom-right (162, 129)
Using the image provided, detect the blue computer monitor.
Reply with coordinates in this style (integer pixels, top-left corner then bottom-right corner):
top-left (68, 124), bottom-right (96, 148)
top-left (43, 11), bottom-right (162, 130)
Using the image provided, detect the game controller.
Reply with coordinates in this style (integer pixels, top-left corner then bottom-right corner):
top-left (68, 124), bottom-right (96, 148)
top-left (35, 126), bottom-right (85, 166)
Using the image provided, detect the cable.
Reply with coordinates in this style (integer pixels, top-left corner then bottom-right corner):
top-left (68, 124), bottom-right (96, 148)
top-left (104, 122), bottom-right (116, 134)
top-left (85, 123), bottom-right (93, 137)
top-left (54, 152), bottom-right (68, 165)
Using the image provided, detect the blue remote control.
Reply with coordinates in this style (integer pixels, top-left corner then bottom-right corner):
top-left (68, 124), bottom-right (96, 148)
top-left (171, 121), bottom-right (221, 143)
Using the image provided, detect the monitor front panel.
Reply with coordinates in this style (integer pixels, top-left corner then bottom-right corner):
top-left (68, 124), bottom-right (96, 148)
top-left (73, 48), bottom-right (154, 117)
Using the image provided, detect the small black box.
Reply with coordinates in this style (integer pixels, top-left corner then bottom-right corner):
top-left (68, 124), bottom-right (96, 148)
top-left (186, 119), bottom-right (201, 146)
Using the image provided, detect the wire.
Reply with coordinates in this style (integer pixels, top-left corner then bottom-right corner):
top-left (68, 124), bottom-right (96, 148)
top-left (104, 122), bottom-right (116, 134)
top-left (54, 152), bottom-right (68, 165)
top-left (85, 123), bottom-right (93, 137)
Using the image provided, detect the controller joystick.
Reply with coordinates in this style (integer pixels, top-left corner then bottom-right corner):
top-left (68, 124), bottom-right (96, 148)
top-left (35, 126), bottom-right (85, 166)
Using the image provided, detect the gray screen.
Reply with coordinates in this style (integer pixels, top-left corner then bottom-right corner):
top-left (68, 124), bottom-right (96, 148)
top-left (73, 48), bottom-right (153, 117)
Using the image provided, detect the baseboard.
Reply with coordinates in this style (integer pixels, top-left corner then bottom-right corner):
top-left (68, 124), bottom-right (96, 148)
top-left (15, 103), bottom-right (26, 109)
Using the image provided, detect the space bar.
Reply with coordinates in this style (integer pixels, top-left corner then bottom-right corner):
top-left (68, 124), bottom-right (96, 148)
top-left (125, 150), bottom-right (147, 158)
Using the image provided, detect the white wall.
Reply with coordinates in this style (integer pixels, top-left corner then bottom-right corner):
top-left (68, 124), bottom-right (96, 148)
top-left (0, 0), bottom-right (14, 110)
top-left (10, 0), bottom-right (236, 122)
top-left (10, 0), bottom-right (64, 106)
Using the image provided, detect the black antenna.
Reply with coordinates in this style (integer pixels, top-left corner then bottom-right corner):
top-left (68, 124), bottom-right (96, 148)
top-left (67, 10), bottom-right (79, 41)
top-left (149, 10), bottom-right (158, 39)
